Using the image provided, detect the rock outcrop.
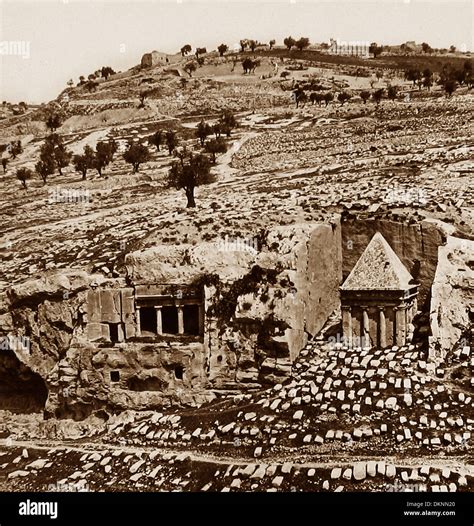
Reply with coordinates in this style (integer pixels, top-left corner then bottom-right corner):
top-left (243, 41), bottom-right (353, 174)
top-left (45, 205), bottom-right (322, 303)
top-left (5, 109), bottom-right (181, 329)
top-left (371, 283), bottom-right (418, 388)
top-left (0, 271), bottom-right (101, 414)
top-left (429, 235), bottom-right (474, 359)
top-left (0, 219), bottom-right (342, 417)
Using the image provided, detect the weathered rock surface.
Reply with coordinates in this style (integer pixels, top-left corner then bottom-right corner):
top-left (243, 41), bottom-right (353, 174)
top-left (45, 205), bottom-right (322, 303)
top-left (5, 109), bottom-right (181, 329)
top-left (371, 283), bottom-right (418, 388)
top-left (429, 235), bottom-right (474, 358)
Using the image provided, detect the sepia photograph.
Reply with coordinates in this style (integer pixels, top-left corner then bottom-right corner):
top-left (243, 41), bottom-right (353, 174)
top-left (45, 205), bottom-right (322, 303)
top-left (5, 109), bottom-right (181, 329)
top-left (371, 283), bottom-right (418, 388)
top-left (0, 0), bottom-right (473, 522)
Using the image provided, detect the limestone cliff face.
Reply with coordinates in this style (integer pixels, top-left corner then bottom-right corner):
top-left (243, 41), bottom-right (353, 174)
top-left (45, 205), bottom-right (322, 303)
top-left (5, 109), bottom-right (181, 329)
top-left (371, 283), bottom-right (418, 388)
top-left (429, 236), bottom-right (474, 359)
top-left (127, 220), bottom-right (343, 387)
top-left (0, 271), bottom-right (99, 413)
top-left (342, 217), bottom-right (454, 307)
top-left (0, 219), bottom-right (343, 417)
top-left (124, 243), bottom-right (256, 284)
top-left (3, 216), bottom-right (469, 419)
top-left (263, 221), bottom-right (342, 359)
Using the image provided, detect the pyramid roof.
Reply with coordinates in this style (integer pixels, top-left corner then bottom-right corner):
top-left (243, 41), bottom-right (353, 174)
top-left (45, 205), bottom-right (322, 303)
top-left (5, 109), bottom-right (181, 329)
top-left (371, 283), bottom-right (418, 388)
top-left (341, 232), bottom-right (415, 291)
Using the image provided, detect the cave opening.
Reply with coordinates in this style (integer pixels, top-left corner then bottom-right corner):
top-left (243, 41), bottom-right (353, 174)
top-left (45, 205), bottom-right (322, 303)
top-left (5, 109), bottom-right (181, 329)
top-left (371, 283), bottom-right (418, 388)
top-left (108, 323), bottom-right (120, 344)
top-left (0, 349), bottom-right (48, 413)
top-left (174, 365), bottom-right (184, 380)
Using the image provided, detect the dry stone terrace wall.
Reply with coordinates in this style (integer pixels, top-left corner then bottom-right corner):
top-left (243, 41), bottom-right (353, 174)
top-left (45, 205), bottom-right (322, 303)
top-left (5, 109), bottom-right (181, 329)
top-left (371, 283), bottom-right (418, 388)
top-left (62, 78), bottom-right (288, 121)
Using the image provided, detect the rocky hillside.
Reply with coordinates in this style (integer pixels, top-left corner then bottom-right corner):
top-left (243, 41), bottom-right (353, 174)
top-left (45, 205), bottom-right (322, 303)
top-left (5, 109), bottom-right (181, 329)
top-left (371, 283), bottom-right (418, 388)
top-left (0, 48), bottom-right (472, 492)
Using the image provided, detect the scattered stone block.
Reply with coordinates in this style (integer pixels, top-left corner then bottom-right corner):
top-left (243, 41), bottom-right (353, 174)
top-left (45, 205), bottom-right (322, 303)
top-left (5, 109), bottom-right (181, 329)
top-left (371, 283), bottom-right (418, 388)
top-left (367, 461), bottom-right (377, 477)
top-left (377, 461), bottom-right (386, 476)
top-left (342, 468), bottom-right (352, 480)
top-left (272, 476), bottom-right (284, 488)
top-left (353, 462), bottom-right (366, 481)
top-left (250, 465), bottom-right (267, 479)
top-left (293, 410), bottom-right (303, 420)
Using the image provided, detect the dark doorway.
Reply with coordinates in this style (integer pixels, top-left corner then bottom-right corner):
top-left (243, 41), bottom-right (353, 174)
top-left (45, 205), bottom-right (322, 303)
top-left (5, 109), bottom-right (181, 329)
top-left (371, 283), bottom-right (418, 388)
top-left (110, 370), bottom-right (120, 382)
top-left (162, 306), bottom-right (179, 334)
top-left (174, 365), bottom-right (184, 380)
top-left (108, 323), bottom-right (120, 344)
top-left (140, 307), bottom-right (157, 335)
top-left (183, 304), bottom-right (200, 335)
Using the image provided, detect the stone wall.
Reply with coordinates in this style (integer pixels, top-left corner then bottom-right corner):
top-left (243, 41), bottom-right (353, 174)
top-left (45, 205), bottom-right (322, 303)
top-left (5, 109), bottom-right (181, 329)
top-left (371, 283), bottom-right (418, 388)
top-left (141, 51), bottom-right (167, 68)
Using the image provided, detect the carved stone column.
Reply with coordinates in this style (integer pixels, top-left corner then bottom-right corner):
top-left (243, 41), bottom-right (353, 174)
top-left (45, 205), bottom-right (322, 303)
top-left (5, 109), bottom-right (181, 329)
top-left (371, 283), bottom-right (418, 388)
top-left (379, 308), bottom-right (386, 349)
top-left (395, 306), bottom-right (406, 347)
top-left (135, 306), bottom-right (141, 337)
top-left (341, 305), bottom-right (352, 348)
top-left (155, 306), bottom-right (162, 335)
top-left (362, 307), bottom-right (370, 349)
top-left (177, 306), bottom-right (184, 335)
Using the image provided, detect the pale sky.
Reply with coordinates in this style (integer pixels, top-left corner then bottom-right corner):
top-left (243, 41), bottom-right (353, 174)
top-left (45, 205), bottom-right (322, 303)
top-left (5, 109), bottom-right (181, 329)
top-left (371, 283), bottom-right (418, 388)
top-left (0, 0), bottom-right (472, 103)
